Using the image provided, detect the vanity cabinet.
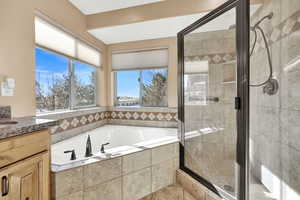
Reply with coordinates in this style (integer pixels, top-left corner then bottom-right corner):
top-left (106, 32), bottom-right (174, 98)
top-left (0, 130), bottom-right (50, 200)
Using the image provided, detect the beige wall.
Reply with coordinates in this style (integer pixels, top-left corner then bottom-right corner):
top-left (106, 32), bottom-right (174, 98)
top-left (0, 0), bottom-right (108, 117)
top-left (107, 37), bottom-right (178, 107)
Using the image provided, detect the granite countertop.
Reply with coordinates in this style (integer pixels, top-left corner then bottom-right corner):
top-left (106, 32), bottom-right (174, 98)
top-left (0, 117), bottom-right (58, 140)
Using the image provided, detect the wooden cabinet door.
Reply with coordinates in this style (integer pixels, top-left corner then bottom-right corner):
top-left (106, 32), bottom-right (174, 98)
top-left (0, 152), bottom-right (49, 200)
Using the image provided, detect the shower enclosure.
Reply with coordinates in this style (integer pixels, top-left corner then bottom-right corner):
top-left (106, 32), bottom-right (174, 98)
top-left (178, 0), bottom-right (300, 200)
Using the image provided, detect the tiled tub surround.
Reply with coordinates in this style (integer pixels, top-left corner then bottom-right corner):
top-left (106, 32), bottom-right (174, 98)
top-left (39, 107), bottom-right (178, 143)
top-left (51, 125), bottom-right (177, 166)
top-left (51, 142), bottom-right (179, 200)
top-left (249, 1), bottom-right (300, 199)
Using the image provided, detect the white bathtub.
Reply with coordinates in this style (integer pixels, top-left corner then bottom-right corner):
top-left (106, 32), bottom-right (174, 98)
top-left (51, 125), bottom-right (178, 166)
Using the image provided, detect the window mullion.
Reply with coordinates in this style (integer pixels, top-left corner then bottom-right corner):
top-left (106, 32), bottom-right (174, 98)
top-left (69, 60), bottom-right (75, 109)
top-left (139, 70), bottom-right (143, 107)
top-left (114, 72), bottom-right (118, 106)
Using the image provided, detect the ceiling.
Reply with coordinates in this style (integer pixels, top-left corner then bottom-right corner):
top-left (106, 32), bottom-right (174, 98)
top-left (68, 0), bottom-right (164, 15)
top-left (88, 4), bottom-right (260, 44)
top-left (88, 13), bottom-right (208, 44)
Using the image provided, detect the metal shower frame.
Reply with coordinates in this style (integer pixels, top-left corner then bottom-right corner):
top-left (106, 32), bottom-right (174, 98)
top-left (177, 0), bottom-right (250, 200)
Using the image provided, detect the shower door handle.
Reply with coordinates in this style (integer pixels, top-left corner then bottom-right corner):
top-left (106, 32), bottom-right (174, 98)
top-left (235, 97), bottom-right (241, 110)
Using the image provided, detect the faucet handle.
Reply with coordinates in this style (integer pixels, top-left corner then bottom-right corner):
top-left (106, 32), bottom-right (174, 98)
top-left (64, 150), bottom-right (76, 160)
top-left (100, 143), bottom-right (110, 153)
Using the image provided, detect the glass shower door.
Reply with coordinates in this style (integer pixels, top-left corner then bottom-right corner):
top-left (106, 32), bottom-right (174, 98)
top-left (177, 0), bottom-right (250, 199)
top-left (183, 7), bottom-right (237, 197)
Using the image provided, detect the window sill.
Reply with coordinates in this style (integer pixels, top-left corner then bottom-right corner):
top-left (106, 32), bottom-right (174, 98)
top-left (36, 106), bottom-right (107, 119)
top-left (109, 106), bottom-right (177, 113)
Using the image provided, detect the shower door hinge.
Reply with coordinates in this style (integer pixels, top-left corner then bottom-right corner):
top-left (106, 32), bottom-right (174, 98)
top-left (235, 97), bottom-right (241, 110)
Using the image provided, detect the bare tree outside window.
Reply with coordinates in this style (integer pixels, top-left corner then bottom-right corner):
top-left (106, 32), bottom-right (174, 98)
top-left (35, 48), bottom-right (96, 113)
top-left (115, 69), bottom-right (167, 107)
top-left (141, 69), bottom-right (167, 107)
top-left (73, 61), bottom-right (96, 107)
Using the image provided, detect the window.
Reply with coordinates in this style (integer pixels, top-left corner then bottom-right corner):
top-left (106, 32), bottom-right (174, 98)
top-left (141, 69), bottom-right (168, 107)
top-left (35, 16), bottom-right (101, 113)
top-left (112, 48), bottom-right (169, 107)
top-left (35, 48), bottom-right (96, 113)
top-left (115, 69), bottom-right (167, 107)
top-left (184, 60), bottom-right (209, 105)
top-left (184, 74), bottom-right (208, 105)
top-left (73, 61), bottom-right (96, 107)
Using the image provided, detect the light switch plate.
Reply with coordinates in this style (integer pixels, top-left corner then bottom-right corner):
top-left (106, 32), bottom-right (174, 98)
top-left (6, 78), bottom-right (15, 89)
top-left (1, 83), bottom-right (14, 96)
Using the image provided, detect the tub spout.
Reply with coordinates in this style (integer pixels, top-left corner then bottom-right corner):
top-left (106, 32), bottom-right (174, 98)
top-left (85, 135), bottom-right (93, 157)
top-left (101, 142), bottom-right (110, 153)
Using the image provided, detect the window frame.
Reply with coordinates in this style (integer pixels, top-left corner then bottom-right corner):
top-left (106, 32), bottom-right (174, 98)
top-left (35, 46), bottom-right (98, 114)
top-left (184, 73), bottom-right (209, 106)
top-left (113, 67), bottom-right (168, 108)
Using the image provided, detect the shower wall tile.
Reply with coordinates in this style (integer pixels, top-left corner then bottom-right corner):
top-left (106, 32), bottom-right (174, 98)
top-left (281, 146), bottom-right (300, 197)
top-left (123, 168), bottom-right (152, 200)
top-left (252, 7), bottom-right (300, 54)
top-left (281, 70), bottom-right (300, 111)
top-left (250, 1), bottom-right (300, 199)
top-left (281, 109), bottom-right (300, 151)
top-left (258, 0), bottom-right (282, 28)
top-left (281, 30), bottom-right (300, 111)
top-left (83, 157), bottom-right (122, 188)
top-left (257, 106), bottom-right (281, 142)
top-left (281, 0), bottom-right (300, 22)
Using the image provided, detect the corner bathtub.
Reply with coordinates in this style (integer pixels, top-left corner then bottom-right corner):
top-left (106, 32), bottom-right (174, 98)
top-left (51, 125), bottom-right (178, 167)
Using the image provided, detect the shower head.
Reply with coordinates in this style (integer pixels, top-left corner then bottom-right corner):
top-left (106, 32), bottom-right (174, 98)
top-left (253, 12), bottom-right (274, 28)
top-left (267, 12), bottom-right (274, 20)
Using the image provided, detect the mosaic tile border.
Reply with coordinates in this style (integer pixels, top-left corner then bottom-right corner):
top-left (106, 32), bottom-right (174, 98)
top-left (184, 52), bottom-right (236, 65)
top-left (51, 110), bottom-right (178, 134)
top-left (50, 111), bottom-right (109, 134)
top-left (110, 111), bottom-right (177, 121)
